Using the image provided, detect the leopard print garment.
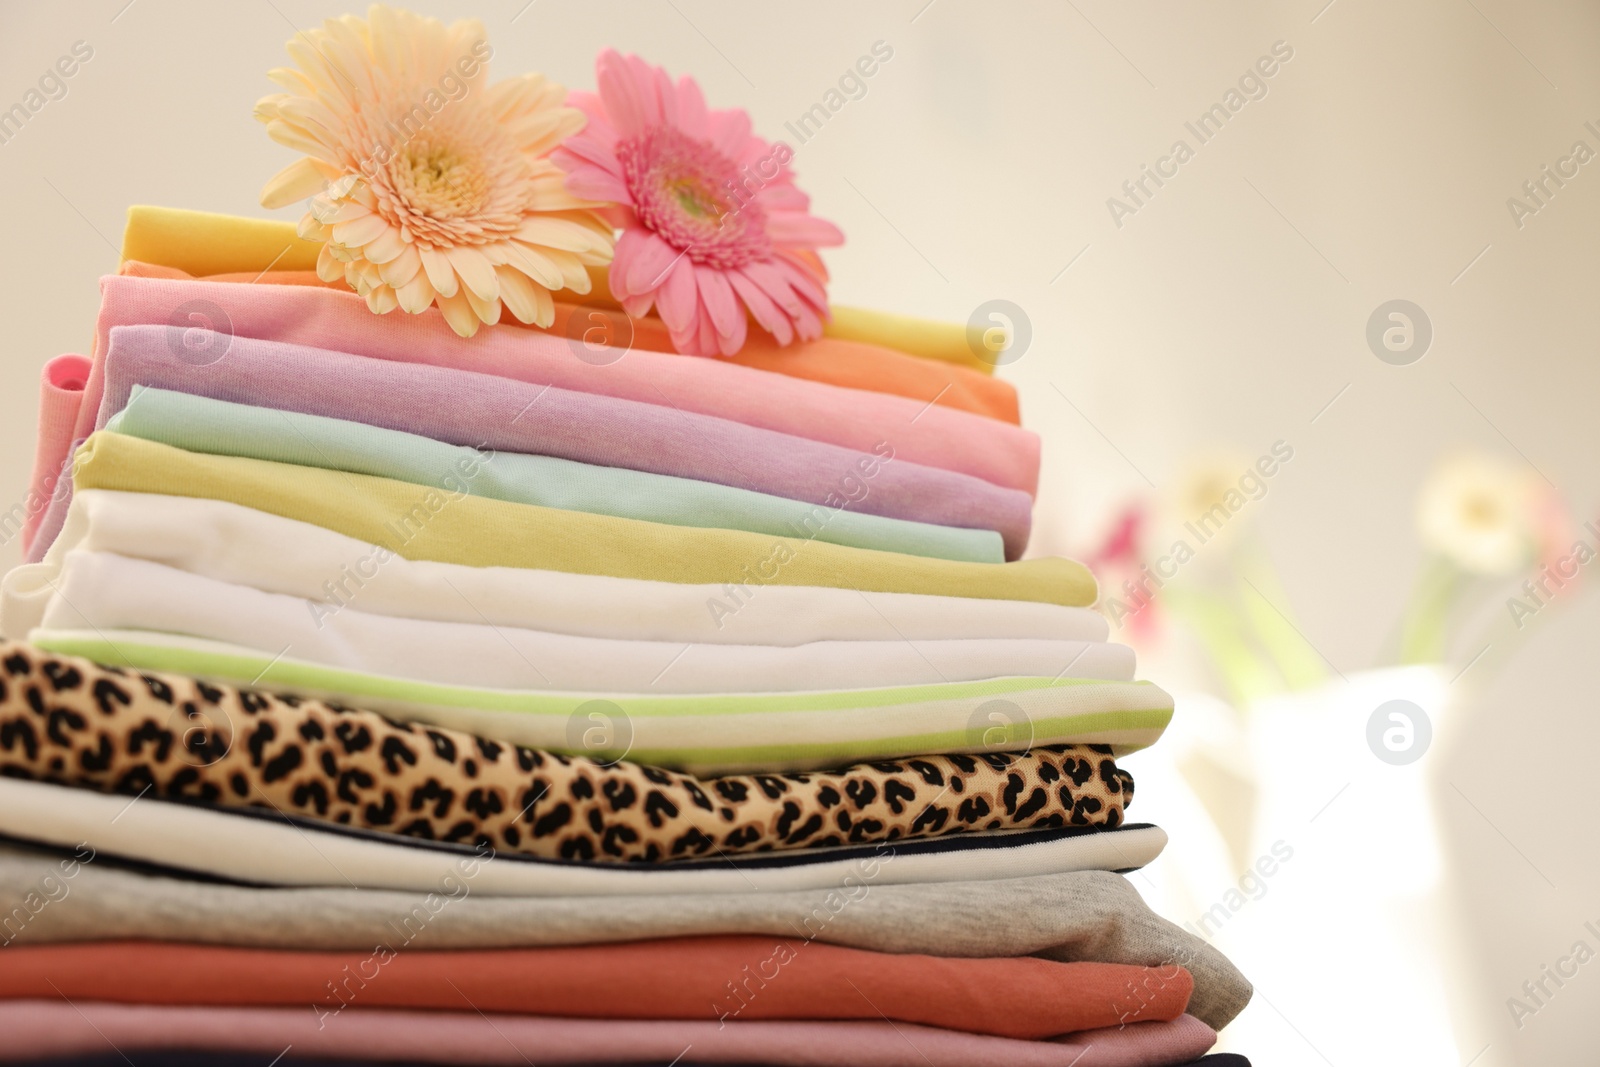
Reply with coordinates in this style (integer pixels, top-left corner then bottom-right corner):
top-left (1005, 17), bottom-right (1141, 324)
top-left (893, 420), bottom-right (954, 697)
top-left (0, 642), bottom-right (1134, 864)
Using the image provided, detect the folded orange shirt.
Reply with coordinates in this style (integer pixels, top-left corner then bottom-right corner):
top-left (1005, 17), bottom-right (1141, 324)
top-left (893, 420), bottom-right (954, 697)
top-left (0, 938), bottom-right (1193, 1039)
top-left (117, 260), bottom-right (1020, 425)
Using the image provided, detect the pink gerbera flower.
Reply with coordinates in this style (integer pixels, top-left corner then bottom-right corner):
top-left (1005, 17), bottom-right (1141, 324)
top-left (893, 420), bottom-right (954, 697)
top-left (555, 50), bottom-right (844, 356)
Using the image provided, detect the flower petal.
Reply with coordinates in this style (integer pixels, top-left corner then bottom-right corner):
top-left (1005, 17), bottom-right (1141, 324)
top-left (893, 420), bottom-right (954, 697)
top-left (674, 75), bottom-right (709, 140)
top-left (315, 242), bottom-right (346, 285)
top-left (332, 212), bottom-right (391, 248)
top-left (621, 230), bottom-right (680, 297)
top-left (766, 212), bottom-right (845, 249)
top-left (417, 247), bottom-right (459, 299)
top-left (656, 257), bottom-right (699, 334)
top-left (504, 242), bottom-right (564, 291)
top-left (436, 291), bottom-right (481, 338)
top-left (377, 243), bottom-right (422, 288)
top-left (562, 164), bottom-right (631, 205)
top-left (464, 284), bottom-right (502, 326)
top-left (728, 268), bottom-right (794, 346)
top-left (365, 283), bottom-right (399, 315)
top-left (495, 266), bottom-right (544, 325)
top-left (445, 246), bottom-right (499, 302)
top-left (361, 225), bottom-right (407, 265)
top-left (260, 157), bottom-right (333, 209)
top-left (596, 48), bottom-right (647, 138)
top-left (394, 271), bottom-right (434, 314)
top-left (696, 267), bottom-right (740, 340)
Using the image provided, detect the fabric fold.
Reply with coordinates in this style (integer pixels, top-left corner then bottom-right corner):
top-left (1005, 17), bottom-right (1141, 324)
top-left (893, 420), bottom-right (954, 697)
top-left (38, 550), bottom-right (1133, 692)
top-left (0, 639), bottom-right (1139, 860)
top-left (0, 1001), bottom-right (1219, 1067)
top-left (0, 775), bottom-right (1170, 895)
top-left (106, 384), bottom-right (1005, 563)
top-left (67, 433), bottom-right (1093, 607)
top-left (16, 354), bottom-right (90, 554)
top-left (0, 939), bottom-right (1193, 1039)
top-left (121, 259), bottom-right (1019, 419)
top-left (120, 205), bottom-right (1003, 376)
top-left (0, 842), bottom-right (1252, 1030)
top-left (5, 491), bottom-right (1108, 647)
top-left (27, 629), bottom-right (1173, 770)
top-left (75, 273), bottom-right (1040, 493)
top-left (81, 324), bottom-right (1032, 559)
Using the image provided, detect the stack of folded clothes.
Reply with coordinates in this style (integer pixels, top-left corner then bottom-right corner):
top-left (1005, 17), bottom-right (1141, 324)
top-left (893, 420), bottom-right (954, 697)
top-left (0, 9), bottom-right (1250, 1066)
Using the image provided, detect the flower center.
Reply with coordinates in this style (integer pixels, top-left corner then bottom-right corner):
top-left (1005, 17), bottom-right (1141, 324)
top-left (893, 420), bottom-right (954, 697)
top-left (1463, 494), bottom-right (1503, 530)
top-left (393, 143), bottom-right (486, 219)
top-left (617, 125), bottom-right (771, 270)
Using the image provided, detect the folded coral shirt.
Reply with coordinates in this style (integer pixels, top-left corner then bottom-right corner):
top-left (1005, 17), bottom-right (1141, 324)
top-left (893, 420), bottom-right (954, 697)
top-left (28, 629), bottom-right (1172, 771)
top-left (121, 259), bottom-right (1020, 422)
top-left (82, 324), bottom-right (1032, 558)
top-left (0, 775), bottom-right (1171, 896)
top-left (5, 491), bottom-right (1108, 647)
top-left (39, 550), bottom-right (1134, 692)
top-left (73, 273), bottom-right (1039, 495)
top-left (68, 433), bottom-right (1092, 606)
top-left (0, 1002), bottom-right (1221, 1067)
top-left (106, 384), bottom-right (1005, 563)
top-left (0, 939), bottom-right (1192, 1039)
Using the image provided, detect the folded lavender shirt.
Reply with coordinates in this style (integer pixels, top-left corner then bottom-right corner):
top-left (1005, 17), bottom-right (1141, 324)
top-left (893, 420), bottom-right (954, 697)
top-left (69, 325), bottom-right (1032, 558)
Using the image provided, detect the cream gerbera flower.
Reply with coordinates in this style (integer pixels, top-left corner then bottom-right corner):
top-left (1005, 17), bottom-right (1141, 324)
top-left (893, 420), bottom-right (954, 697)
top-left (255, 5), bottom-right (614, 337)
top-left (1417, 453), bottom-right (1540, 575)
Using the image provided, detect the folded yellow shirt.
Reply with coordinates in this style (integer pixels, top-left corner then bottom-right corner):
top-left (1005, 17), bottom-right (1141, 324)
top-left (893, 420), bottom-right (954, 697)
top-left (119, 206), bottom-right (991, 375)
top-left (72, 433), bottom-right (1096, 607)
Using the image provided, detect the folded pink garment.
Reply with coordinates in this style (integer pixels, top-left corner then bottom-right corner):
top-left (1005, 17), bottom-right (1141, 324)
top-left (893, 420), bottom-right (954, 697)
top-left (0, 1002), bottom-right (1218, 1067)
top-left (40, 324), bottom-right (1033, 560)
top-left (73, 274), bottom-right (1041, 494)
top-left (18, 355), bottom-right (90, 554)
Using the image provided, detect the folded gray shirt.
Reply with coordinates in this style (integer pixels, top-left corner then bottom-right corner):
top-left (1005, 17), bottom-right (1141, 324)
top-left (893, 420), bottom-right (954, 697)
top-left (0, 840), bottom-right (1249, 1030)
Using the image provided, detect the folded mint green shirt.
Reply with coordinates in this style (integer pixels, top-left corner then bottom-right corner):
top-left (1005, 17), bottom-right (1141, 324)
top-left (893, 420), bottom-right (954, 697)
top-left (107, 386), bottom-right (1005, 564)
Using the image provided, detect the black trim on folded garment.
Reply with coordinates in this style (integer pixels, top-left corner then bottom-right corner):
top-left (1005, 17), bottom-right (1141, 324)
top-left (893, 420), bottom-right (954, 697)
top-left (0, 782), bottom-right (1155, 872)
top-left (0, 832), bottom-right (242, 887)
top-left (187, 798), bottom-right (1155, 871)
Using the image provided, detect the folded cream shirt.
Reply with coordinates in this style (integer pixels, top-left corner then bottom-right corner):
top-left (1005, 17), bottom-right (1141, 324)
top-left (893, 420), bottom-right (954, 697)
top-left (0, 775), bottom-right (1168, 896)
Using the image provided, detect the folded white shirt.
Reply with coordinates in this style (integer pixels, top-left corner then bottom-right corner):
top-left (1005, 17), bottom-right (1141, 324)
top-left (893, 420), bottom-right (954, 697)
top-left (3, 489), bottom-right (1111, 647)
top-left (37, 550), bottom-right (1134, 693)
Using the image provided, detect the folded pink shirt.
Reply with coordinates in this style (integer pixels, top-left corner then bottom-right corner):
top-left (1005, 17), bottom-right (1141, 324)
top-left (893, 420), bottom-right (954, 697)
top-left (71, 274), bottom-right (1041, 494)
top-left (0, 1001), bottom-right (1219, 1067)
top-left (18, 355), bottom-right (90, 554)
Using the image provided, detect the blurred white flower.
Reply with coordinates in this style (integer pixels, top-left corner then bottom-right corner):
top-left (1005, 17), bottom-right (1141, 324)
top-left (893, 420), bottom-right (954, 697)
top-left (1166, 450), bottom-right (1260, 553)
top-left (1416, 453), bottom-right (1539, 575)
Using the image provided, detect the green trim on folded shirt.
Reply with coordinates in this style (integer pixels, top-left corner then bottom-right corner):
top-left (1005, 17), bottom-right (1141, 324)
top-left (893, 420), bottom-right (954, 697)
top-left (30, 632), bottom-right (1172, 771)
top-left (31, 631), bottom-right (1168, 717)
top-left (106, 386), bottom-right (1005, 564)
top-left (69, 433), bottom-right (1098, 607)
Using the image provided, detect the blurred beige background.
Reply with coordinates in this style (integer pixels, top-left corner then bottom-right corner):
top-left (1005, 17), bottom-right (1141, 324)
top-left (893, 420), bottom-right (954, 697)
top-left (1, 0), bottom-right (1597, 1062)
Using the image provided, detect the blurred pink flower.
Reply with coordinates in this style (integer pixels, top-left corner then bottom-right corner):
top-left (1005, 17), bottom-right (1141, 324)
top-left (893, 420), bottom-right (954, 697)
top-left (1085, 503), bottom-right (1165, 645)
top-left (556, 49), bottom-right (843, 356)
